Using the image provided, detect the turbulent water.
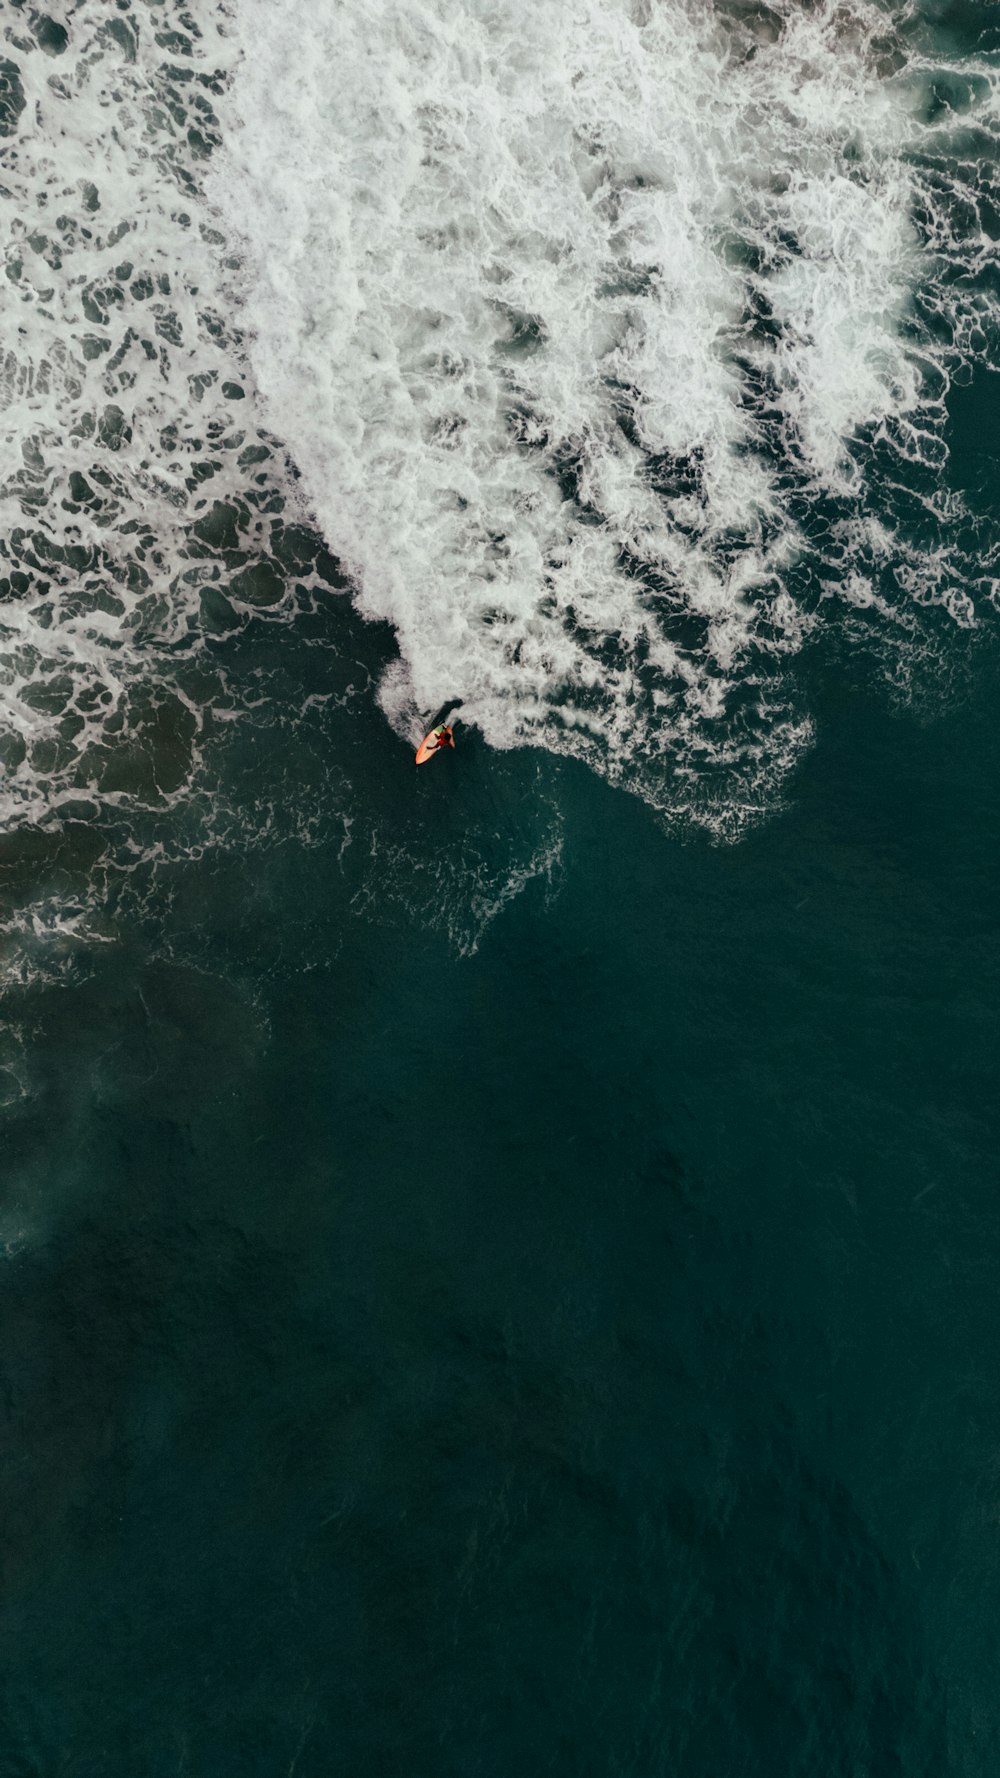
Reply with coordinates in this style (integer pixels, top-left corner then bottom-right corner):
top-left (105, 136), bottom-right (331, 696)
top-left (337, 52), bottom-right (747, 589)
top-left (214, 0), bottom-right (1000, 822)
top-left (1, 0), bottom-right (998, 887)
top-left (1, 0), bottom-right (283, 805)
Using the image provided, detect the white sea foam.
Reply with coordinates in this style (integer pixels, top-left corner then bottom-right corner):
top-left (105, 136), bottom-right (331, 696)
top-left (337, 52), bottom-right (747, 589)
top-left (0, 0), bottom-right (998, 911)
top-left (213, 0), bottom-right (1000, 828)
top-left (0, 0), bottom-right (301, 837)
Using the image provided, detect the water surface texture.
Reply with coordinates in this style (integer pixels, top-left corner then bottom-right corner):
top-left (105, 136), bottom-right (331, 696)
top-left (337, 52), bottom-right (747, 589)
top-left (1, 2), bottom-right (999, 1773)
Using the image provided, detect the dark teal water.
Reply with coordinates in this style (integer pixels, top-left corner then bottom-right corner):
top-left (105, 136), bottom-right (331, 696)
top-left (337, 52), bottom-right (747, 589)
top-left (2, 559), bottom-right (1000, 1775)
top-left (3, 5), bottom-right (1000, 1772)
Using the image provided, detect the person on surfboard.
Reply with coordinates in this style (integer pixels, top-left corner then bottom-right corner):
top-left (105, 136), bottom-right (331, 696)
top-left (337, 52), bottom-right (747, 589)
top-left (415, 718), bottom-right (457, 764)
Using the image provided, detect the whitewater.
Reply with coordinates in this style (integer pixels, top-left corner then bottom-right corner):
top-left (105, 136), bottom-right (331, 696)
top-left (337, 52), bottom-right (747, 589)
top-left (0, 0), bottom-right (998, 863)
top-left (213, 0), bottom-right (1000, 822)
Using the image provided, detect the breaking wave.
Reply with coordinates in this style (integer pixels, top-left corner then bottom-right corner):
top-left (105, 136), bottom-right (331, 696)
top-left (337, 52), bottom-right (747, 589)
top-left (214, 0), bottom-right (1000, 830)
top-left (0, 0), bottom-right (998, 961)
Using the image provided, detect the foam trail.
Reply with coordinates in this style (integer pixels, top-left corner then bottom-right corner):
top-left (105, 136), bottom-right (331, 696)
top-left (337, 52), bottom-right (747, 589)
top-left (214, 0), bottom-right (1000, 832)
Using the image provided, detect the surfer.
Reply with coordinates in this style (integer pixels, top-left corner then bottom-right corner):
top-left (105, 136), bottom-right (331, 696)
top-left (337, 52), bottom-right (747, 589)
top-left (415, 721), bottom-right (456, 765)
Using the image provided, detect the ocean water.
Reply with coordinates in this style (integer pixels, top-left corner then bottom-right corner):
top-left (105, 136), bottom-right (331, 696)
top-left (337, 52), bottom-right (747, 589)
top-left (1, 0), bottom-right (999, 1772)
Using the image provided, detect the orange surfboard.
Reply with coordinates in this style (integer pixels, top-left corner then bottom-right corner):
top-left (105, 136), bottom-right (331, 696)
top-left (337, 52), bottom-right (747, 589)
top-left (415, 724), bottom-right (454, 765)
